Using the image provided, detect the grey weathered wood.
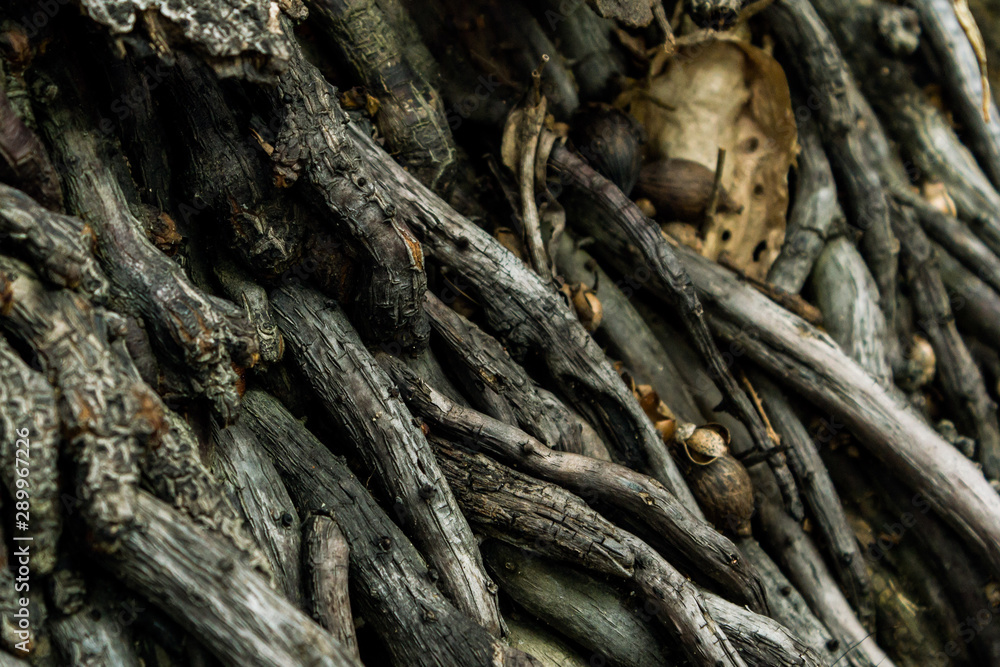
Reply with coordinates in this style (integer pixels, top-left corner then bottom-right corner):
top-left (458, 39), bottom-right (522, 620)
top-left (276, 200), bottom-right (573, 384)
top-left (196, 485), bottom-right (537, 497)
top-left (767, 119), bottom-right (843, 295)
top-left (482, 541), bottom-right (676, 667)
top-left (553, 233), bottom-right (703, 423)
top-left (811, 236), bottom-right (893, 388)
top-left (269, 15), bottom-right (429, 350)
top-left (239, 390), bottom-right (538, 667)
top-left (302, 514), bottom-right (358, 661)
top-left (503, 616), bottom-right (591, 667)
top-left (552, 146), bottom-right (804, 520)
top-left (101, 490), bottom-right (361, 667)
top-left (49, 582), bottom-right (143, 667)
top-left (346, 118), bottom-right (699, 511)
top-left (270, 284), bottom-right (503, 634)
top-left (751, 371), bottom-right (874, 630)
top-left (433, 442), bottom-right (747, 667)
top-left (380, 355), bottom-right (768, 613)
top-left (934, 241), bottom-right (1000, 346)
top-left (672, 247), bottom-right (1000, 582)
top-left (211, 419), bottom-right (302, 606)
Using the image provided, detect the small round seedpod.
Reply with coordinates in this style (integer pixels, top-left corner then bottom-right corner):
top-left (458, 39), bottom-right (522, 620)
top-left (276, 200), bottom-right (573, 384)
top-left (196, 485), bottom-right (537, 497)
top-left (654, 418), bottom-right (677, 443)
top-left (571, 103), bottom-right (645, 196)
top-left (636, 158), bottom-right (739, 223)
top-left (686, 454), bottom-right (755, 536)
top-left (898, 334), bottom-right (936, 392)
top-left (681, 423), bottom-right (730, 465)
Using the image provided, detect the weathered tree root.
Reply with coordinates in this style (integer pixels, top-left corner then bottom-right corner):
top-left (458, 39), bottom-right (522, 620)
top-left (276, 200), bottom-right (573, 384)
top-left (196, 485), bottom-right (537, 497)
top-left (302, 513), bottom-right (359, 661)
top-left (346, 118), bottom-right (700, 511)
top-left (432, 441), bottom-right (749, 667)
top-left (270, 283), bottom-right (503, 633)
top-left (36, 61), bottom-right (258, 421)
top-left (240, 389), bottom-right (538, 666)
top-left (550, 143), bottom-right (805, 520)
top-left (380, 355), bottom-right (768, 612)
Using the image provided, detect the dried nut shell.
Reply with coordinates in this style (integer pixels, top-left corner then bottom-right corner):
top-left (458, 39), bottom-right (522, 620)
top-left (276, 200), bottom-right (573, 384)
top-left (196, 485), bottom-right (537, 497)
top-left (571, 284), bottom-right (603, 332)
top-left (686, 454), bottom-right (755, 536)
top-left (635, 198), bottom-right (657, 218)
top-left (899, 334), bottom-right (936, 391)
top-left (571, 103), bottom-right (645, 196)
top-left (494, 226), bottom-right (525, 261)
top-left (682, 424), bottom-right (730, 464)
top-left (655, 419), bottom-right (677, 442)
top-left (636, 158), bottom-right (739, 223)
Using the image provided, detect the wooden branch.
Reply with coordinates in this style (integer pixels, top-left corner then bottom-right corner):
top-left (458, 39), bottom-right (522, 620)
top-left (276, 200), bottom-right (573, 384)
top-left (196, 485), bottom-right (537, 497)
top-left (100, 490), bottom-right (361, 667)
top-left (211, 419), bottom-right (303, 605)
top-left (0, 183), bottom-right (106, 298)
top-left (0, 80), bottom-right (61, 210)
top-left (36, 60), bottom-right (258, 421)
top-left (49, 581), bottom-right (143, 667)
top-left (751, 371), bottom-right (874, 631)
top-left (811, 236), bottom-right (893, 387)
top-left (765, 0), bottom-right (899, 358)
top-left (550, 143), bottom-right (805, 520)
top-left (766, 118), bottom-right (842, 295)
top-left (672, 247), bottom-right (1000, 581)
top-left (891, 205), bottom-right (1000, 480)
top-left (268, 15), bottom-right (429, 350)
top-left (239, 390), bottom-right (538, 667)
top-left (270, 284), bottom-right (502, 634)
top-left (433, 442), bottom-right (748, 667)
top-left (380, 355), bottom-right (768, 613)
top-left (345, 117), bottom-right (699, 511)
top-left (302, 514), bottom-right (358, 660)
top-left (424, 290), bottom-right (587, 454)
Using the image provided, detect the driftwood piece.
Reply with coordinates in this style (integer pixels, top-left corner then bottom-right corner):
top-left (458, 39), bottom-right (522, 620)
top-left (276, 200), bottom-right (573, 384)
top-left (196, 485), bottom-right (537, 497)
top-left (934, 242), bottom-right (1000, 346)
top-left (302, 514), bottom-right (359, 661)
top-left (502, 616), bottom-right (591, 667)
top-left (100, 489), bottom-right (361, 667)
top-left (765, 0), bottom-right (899, 358)
top-left (307, 0), bottom-right (462, 195)
top-left (891, 206), bottom-right (1000, 480)
top-left (737, 538), bottom-right (842, 664)
top-left (49, 581), bottom-right (143, 667)
top-left (424, 290), bottom-right (585, 454)
top-left (211, 419), bottom-right (302, 605)
top-left (0, 183), bottom-right (106, 297)
top-left (810, 236), bottom-right (893, 387)
top-left (534, 387), bottom-right (613, 461)
top-left (268, 15), bottom-right (429, 350)
top-left (767, 119), bottom-right (843, 295)
top-left (751, 371), bottom-right (874, 630)
top-left (553, 233), bottom-right (704, 423)
top-left (380, 355), bottom-right (768, 612)
top-left (270, 283), bottom-right (502, 633)
top-left (77, 0), bottom-right (289, 81)
top-left (37, 60), bottom-right (258, 421)
top-left (346, 117), bottom-right (699, 511)
top-left (239, 390), bottom-right (538, 667)
top-left (753, 467), bottom-right (893, 667)
top-left (433, 442), bottom-right (748, 667)
top-left (551, 144), bottom-right (804, 519)
top-left (672, 247), bottom-right (1000, 581)
top-left (0, 80), bottom-right (61, 210)
top-left (482, 540), bottom-right (677, 667)
top-left (213, 258), bottom-right (284, 364)
top-left (0, 334), bottom-right (60, 574)
top-left (912, 0), bottom-right (1000, 189)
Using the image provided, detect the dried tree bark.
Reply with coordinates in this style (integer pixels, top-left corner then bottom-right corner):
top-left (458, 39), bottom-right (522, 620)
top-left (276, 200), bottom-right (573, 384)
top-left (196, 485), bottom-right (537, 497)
top-left (302, 514), bottom-right (359, 660)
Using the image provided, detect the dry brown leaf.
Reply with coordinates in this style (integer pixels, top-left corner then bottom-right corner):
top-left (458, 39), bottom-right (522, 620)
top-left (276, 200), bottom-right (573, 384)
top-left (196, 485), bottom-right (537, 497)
top-left (617, 39), bottom-right (797, 280)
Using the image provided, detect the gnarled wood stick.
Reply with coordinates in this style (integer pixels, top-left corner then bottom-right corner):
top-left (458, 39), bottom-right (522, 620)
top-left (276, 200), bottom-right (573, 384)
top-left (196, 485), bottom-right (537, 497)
top-left (345, 118), bottom-right (698, 509)
top-left (270, 284), bottom-right (503, 633)
top-left (302, 514), bottom-right (358, 660)
top-left (240, 390), bottom-right (539, 666)
top-left (550, 143), bottom-right (804, 520)
top-left (380, 354), bottom-right (768, 613)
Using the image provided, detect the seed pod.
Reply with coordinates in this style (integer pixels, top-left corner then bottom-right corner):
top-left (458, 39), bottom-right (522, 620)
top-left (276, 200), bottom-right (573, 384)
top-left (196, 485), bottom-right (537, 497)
top-left (684, 454), bottom-right (755, 536)
top-left (571, 104), bottom-right (644, 196)
top-left (560, 282), bottom-right (603, 332)
top-left (898, 334), bottom-right (936, 392)
top-left (681, 424), bottom-right (730, 465)
top-left (494, 226), bottom-right (526, 261)
top-left (636, 158), bottom-right (739, 223)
